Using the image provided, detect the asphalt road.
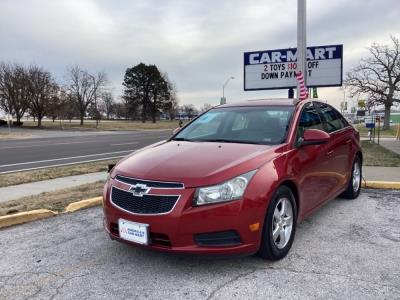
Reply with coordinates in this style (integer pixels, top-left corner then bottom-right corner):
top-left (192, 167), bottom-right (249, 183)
top-left (1, 189), bottom-right (399, 299)
top-left (0, 130), bottom-right (171, 173)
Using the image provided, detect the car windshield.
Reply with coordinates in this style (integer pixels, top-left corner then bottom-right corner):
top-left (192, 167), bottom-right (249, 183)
top-left (173, 105), bottom-right (294, 145)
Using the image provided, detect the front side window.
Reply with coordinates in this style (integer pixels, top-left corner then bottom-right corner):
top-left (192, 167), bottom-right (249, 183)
top-left (173, 106), bottom-right (294, 145)
top-left (296, 102), bottom-right (323, 143)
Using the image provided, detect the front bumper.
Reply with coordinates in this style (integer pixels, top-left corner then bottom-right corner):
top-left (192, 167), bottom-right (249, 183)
top-left (102, 178), bottom-right (266, 256)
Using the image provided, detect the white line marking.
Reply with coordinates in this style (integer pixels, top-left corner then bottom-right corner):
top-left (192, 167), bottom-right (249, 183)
top-left (111, 142), bottom-right (139, 146)
top-left (0, 156), bottom-right (126, 174)
top-left (0, 139), bottom-right (102, 150)
top-left (0, 150), bottom-right (134, 168)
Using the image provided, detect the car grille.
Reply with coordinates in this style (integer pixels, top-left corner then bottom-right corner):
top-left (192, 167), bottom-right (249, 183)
top-left (115, 175), bottom-right (184, 189)
top-left (111, 186), bottom-right (179, 214)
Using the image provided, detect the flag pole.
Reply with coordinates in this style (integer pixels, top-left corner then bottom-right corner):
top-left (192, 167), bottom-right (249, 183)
top-left (297, 0), bottom-right (307, 101)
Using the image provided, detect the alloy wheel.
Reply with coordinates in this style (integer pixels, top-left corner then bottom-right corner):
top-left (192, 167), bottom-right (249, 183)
top-left (352, 161), bottom-right (361, 192)
top-left (272, 197), bottom-right (293, 249)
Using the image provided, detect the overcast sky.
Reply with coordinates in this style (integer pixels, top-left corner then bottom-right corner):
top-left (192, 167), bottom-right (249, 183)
top-left (0, 0), bottom-right (399, 109)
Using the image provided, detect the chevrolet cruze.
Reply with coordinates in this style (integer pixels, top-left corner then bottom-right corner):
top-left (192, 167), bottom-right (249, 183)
top-left (103, 99), bottom-right (362, 260)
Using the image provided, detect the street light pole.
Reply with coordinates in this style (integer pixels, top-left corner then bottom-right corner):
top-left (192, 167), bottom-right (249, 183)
top-left (221, 76), bottom-right (234, 105)
top-left (339, 87), bottom-right (346, 113)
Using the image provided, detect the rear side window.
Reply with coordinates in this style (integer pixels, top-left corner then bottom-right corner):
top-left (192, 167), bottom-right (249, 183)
top-left (296, 102), bottom-right (323, 141)
top-left (317, 103), bottom-right (346, 133)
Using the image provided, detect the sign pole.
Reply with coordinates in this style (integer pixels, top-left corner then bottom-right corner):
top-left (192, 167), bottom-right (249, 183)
top-left (297, 0), bottom-right (307, 100)
top-left (377, 117), bottom-right (380, 145)
top-left (288, 88), bottom-right (294, 98)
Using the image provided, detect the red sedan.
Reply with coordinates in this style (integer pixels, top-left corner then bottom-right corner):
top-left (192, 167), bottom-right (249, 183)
top-left (103, 99), bottom-right (362, 260)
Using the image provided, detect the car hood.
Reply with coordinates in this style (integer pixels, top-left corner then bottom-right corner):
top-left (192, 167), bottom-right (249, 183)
top-left (114, 140), bottom-right (281, 188)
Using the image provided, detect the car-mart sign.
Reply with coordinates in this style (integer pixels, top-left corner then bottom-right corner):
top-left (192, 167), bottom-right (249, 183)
top-left (244, 45), bottom-right (343, 91)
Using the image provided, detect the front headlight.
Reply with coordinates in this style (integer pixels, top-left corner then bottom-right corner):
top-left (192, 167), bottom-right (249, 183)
top-left (193, 170), bottom-right (257, 206)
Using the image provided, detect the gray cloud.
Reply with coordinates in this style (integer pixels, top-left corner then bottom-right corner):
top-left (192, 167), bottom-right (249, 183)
top-left (0, 0), bottom-right (399, 108)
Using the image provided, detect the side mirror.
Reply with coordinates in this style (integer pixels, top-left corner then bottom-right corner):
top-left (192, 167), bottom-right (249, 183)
top-left (172, 127), bottom-right (181, 135)
top-left (107, 164), bottom-right (116, 173)
top-left (299, 129), bottom-right (330, 146)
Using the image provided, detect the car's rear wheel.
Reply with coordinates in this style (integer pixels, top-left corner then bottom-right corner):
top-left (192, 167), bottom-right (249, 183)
top-left (257, 186), bottom-right (297, 260)
top-left (340, 156), bottom-right (362, 199)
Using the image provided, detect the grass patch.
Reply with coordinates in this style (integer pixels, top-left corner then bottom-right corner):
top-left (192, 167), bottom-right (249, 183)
top-left (355, 124), bottom-right (398, 137)
top-left (0, 131), bottom-right (29, 140)
top-left (0, 159), bottom-right (117, 188)
top-left (361, 140), bottom-right (400, 167)
top-left (0, 181), bottom-right (104, 217)
top-left (22, 119), bottom-right (184, 131)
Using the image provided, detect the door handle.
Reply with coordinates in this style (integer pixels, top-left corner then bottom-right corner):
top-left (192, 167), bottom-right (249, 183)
top-left (326, 150), bottom-right (334, 157)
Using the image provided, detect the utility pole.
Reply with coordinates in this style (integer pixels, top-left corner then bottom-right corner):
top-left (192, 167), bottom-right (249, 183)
top-left (297, 0), bottom-right (307, 100)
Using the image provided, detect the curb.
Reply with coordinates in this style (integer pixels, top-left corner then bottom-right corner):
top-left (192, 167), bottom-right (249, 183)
top-left (0, 209), bottom-right (58, 229)
top-left (65, 197), bottom-right (102, 212)
top-left (0, 197), bottom-right (102, 230)
top-left (363, 180), bottom-right (400, 189)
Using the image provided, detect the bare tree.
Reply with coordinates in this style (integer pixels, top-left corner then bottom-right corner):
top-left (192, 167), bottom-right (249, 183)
top-left (27, 66), bottom-right (58, 127)
top-left (114, 101), bottom-right (128, 120)
top-left (66, 65), bottom-right (107, 125)
top-left (346, 36), bottom-right (400, 129)
top-left (101, 91), bottom-right (115, 120)
top-left (0, 64), bottom-right (13, 117)
top-left (48, 88), bottom-right (67, 122)
top-left (0, 63), bottom-right (31, 125)
top-left (200, 103), bottom-right (213, 113)
top-left (181, 104), bottom-right (198, 119)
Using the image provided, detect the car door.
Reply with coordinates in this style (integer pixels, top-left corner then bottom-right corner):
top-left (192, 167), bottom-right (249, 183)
top-left (315, 102), bottom-right (352, 196)
top-left (292, 102), bottom-right (337, 215)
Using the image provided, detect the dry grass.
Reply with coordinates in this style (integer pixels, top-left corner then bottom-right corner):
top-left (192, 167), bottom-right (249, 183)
top-left (355, 124), bottom-right (398, 137)
top-left (361, 140), bottom-right (400, 167)
top-left (0, 159), bottom-right (117, 188)
top-left (22, 119), bottom-right (184, 131)
top-left (0, 181), bottom-right (104, 216)
top-left (0, 131), bottom-right (30, 140)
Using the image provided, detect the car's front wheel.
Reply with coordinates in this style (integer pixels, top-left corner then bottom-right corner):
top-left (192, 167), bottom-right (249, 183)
top-left (258, 186), bottom-right (297, 260)
top-left (340, 156), bottom-right (362, 199)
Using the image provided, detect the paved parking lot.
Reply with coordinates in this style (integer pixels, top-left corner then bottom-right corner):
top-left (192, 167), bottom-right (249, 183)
top-left (1, 189), bottom-right (399, 299)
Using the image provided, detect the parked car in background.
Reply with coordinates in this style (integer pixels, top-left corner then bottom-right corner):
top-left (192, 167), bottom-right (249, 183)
top-left (103, 99), bottom-right (362, 260)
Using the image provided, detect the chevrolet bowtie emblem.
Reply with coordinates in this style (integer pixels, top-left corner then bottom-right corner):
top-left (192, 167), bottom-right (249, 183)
top-left (129, 184), bottom-right (150, 197)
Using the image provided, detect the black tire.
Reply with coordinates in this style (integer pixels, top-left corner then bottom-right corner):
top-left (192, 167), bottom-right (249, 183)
top-left (340, 156), bottom-right (362, 199)
top-left (257, 186), bottom-right (297, 260)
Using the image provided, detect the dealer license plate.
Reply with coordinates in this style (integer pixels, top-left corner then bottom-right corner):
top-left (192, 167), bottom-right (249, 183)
top-left (118, 219), bottom-right (149, 245)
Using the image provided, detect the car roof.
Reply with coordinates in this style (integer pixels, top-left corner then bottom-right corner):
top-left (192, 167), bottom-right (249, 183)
top-left (217, 98), bottom-right (326, 108)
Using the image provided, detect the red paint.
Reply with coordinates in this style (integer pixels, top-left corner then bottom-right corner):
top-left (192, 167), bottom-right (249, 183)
top-left (103, 99), bottom-right (362, 256)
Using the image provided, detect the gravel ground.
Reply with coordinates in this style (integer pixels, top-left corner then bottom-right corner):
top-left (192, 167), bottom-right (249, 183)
top-left (0, 189), bottom-right (399, 299)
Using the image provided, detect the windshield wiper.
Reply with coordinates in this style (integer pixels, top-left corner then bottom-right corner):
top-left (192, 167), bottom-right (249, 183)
top-left (171, 137), bottom-right (192, 141)
top-left (200, 139), bottom-right (266, 145)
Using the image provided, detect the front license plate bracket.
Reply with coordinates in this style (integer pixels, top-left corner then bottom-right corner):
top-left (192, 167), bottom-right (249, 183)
top-left (118, 219), bottom-right (150, 245)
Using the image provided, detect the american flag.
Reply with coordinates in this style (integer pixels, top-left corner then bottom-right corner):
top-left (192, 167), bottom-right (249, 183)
top-left (295, 71), bottom-right (308, 101)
